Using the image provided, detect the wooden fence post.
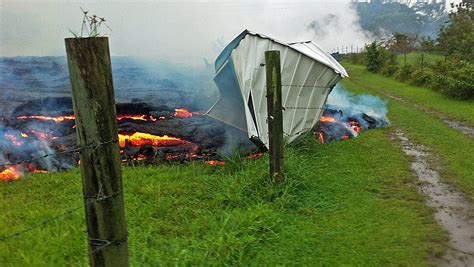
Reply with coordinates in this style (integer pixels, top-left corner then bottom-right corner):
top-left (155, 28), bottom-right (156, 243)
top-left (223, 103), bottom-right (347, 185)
top-left (265, 50), bottom-right (284, 182)
top-left (65, 37), bottom-right (129, 267)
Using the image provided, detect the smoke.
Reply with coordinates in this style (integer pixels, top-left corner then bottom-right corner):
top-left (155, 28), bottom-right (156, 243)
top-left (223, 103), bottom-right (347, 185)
top-left (323, 83), bottom-right (389, 138)
top-left (327, 84), bottom-right (388, 120)
top-left (1, 0), bottom-right (372, 65)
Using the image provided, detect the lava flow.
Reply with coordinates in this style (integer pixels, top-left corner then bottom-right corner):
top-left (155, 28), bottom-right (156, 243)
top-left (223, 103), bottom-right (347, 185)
top-left (16, 115), bottom-right (75, 123)
top-left (0, 167), bottom-right (21, 181)
top-left (118, 132), bottom-right (192, 147)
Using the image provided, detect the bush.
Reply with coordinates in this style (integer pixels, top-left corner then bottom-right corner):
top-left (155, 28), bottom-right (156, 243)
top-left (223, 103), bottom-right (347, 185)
top-left (410, 69), bottom-right (434, 86)
top-left (431, 60), bottom-right (474, 99)
top-left (380, 62), bottom-right (398, 76)
top-left (365, 42), bottom-right (382, 72)
top-left (395, 64), bottom-right (413, 82)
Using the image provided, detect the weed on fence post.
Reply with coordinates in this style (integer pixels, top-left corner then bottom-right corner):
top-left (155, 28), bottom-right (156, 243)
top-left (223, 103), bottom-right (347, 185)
top-left (265, 50), bottom-right (285, 182)
top-left (65, 37), bottom-right (129, 266)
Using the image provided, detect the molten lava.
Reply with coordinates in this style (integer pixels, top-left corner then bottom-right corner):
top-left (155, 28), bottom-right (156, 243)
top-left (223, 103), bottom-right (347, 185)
top-left (205, 160), bottom-right (225, 166)
top-left (17, 115), bottom-right (75, 123)
top-left (320, 115), bottom-right (336, 123)
top-left (5, 134), bottom-right (24, 146)
top-left (118, 132), bottom-right (192, 147)
top-left (117, 114), bottom-right (157, 122)
top-left (0, 167), bottom-right (21, 181)
top-left (174, 108), bottom-right (193, 118)
top-left (319, 132), bottom-right (325, 144)
top-left (27, 130), bottom-right (58, 140)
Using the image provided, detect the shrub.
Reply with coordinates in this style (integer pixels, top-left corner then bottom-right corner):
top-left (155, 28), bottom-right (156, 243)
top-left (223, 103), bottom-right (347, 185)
top-left (410, 69), bottom-right (434, 86)
top-left (380, 62), bottom-right (398, 76)
top-left (395, 64), bottom-right (413, 82)
top-left (365, 42), bottom-right (382, 72)
top-left (431, 60), bottom-right (474, 99)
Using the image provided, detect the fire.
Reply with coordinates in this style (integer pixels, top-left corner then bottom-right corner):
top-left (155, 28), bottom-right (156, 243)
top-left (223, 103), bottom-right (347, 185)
top-left (320, 115), bottom-right (336, 123)
top-left (27, 130), bottom-right (58, 140)
top-left (349, 121), bottom-right (362, 133)
top-left (17, 115), bottom-right (75, 123)
top-left (205, 160), bottom-right (225, 166)
top-left (319, 132), bottom-right (325, 144)
top-left (246, 152), bottom-right (264, 159)
top-left (0, 167), bottom-right (21, 181)
top-left (118, 132), bottom-right (191, 147)
top-left (5, 134), bottom-right (24, 146)
top-left (117, 114), bottom-right (157, 122)
top-left (174, 108), bottom-right (193, 118)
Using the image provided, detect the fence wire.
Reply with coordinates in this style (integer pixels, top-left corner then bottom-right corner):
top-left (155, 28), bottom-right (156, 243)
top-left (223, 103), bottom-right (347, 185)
top-left (0, 137), bottom-right (126, 259)
top-left (0, 139), bottom-right (118, 168)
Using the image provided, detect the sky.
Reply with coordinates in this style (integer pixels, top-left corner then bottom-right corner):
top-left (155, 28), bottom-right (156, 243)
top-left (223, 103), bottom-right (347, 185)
top-left (0, 0), bottom-right (459, 65)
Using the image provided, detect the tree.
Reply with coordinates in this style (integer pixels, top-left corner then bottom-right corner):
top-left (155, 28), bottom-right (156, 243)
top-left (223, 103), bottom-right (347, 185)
top-left (365, 41), bottom-right (382, 72)
top-left (437, 0), bottom-right (474, 62)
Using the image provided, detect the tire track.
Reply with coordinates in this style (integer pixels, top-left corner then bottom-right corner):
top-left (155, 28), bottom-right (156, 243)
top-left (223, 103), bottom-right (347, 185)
top-left (392, 129), bottom-right (474, 267)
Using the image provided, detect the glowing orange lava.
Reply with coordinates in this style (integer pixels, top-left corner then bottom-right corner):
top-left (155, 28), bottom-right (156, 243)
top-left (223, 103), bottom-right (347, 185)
top-left (0, 167), bottom-right (21, 181)
top-left (116, 115), bottom-right (157, 122)
top-left (17, 115), bottom-right (75, 123)
top-left (319, 116), bottom-right (336, 123)
top-left (27, 130), bottom-right (58, 140)
top-left (319, 132), bottom-right (325, 143)
top-left (5, 134), bottom-right (24, 146)
top-left (205, 160), bottom-right (225, 166)
top-left (118, 132), bottom-right (191, 147)
top-left (246, 152), bottom-right (264, 159)
top-left (174, 108), bottom-right (193, 118)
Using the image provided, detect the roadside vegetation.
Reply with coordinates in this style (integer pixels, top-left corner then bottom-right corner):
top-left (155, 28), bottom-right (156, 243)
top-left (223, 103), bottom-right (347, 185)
top-left (1, 128), bottom-right (446, 265)
top-left (342, 64), bottom-right (474, 202)
top-left (346, 0), bottom-right (474, 100)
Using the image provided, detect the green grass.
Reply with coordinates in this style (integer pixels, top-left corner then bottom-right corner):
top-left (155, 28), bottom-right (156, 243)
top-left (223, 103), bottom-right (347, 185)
top-left (343, 63), bottom-right (474, 125)
top-left (396, 52), bottom-right (445, 66)
top-left (342, 73), bottom-right (474, 202)
top-left (0, 130), bottom-right (445, 266)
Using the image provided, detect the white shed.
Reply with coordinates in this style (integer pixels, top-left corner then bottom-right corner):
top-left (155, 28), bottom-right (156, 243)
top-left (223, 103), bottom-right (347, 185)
top-left (206, 30), bottom-right (348, 149)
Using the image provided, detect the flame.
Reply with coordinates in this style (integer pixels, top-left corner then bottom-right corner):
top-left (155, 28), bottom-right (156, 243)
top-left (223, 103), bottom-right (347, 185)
top-left (27, 130), bottom-right (58, 140)
top-left (118, 132), bottom-right (191, 147)
top-left (0, 167), bottom-right (21, 181)
top-left (174, 108), bottom-right (193, 118)
top-left (205, 160), bottom-right (225, 166)
top-left (21, 133), bottom-right (28, 137)
top-left (117, 114), bottom-right (148, 121)
top-left (117, 114), bottom-right (157, 122)
top-left (17, 115), bottom-right (75, 123)
top-left (5, 134), bottom-right (24, 146)
top-left (246, 152), bottom-right (264, 159)
top-left (17, 114), bottom-right (157, 123)
top-left (319, 132), bottom-right (325, 144)
top-left (320, 116), bottom-right (336, 123)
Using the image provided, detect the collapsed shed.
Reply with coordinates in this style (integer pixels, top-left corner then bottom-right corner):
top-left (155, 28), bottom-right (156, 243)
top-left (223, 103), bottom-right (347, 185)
top-left (206, 30), bottom-right (348, 149)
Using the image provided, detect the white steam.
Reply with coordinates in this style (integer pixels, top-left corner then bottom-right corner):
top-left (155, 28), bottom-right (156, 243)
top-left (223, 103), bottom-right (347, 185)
top-left (327, 84), bottom-right (389, 120)
top-left (1, 0), bottom-right (371, 65)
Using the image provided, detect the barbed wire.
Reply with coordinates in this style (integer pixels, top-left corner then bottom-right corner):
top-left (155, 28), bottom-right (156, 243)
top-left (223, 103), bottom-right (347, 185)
top-left (0, 139), bottom-right (118, 168)
top-left (0, 187), bottom-right (124, 242)
top-left (284, 107), bottom-right (324, 110)
top-left (281, 84), bottom-right (330, 88)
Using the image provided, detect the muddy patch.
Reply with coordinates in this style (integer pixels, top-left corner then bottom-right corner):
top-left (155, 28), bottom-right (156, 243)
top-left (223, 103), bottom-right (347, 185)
top-left (392, 129), bottom-right (474, 266)
top-left (381, 90), bottom-right (474, 138)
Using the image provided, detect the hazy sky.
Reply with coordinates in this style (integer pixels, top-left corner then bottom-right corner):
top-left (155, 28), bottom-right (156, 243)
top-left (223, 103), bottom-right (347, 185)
top-left (0, 0), bottom-right (454, 65)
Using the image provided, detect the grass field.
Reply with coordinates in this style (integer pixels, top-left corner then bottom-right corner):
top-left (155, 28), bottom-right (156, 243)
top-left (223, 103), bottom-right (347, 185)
top-left (0, 129), bottom-right (446, 265)
top-left (4, 60), bottom-right (473, 265)
top-left (342, 63), bottom-right (474, 202)
top-left (396, 52), bottom-right (445, 66)
top-left (342, 63), bottom-right (474, 125)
